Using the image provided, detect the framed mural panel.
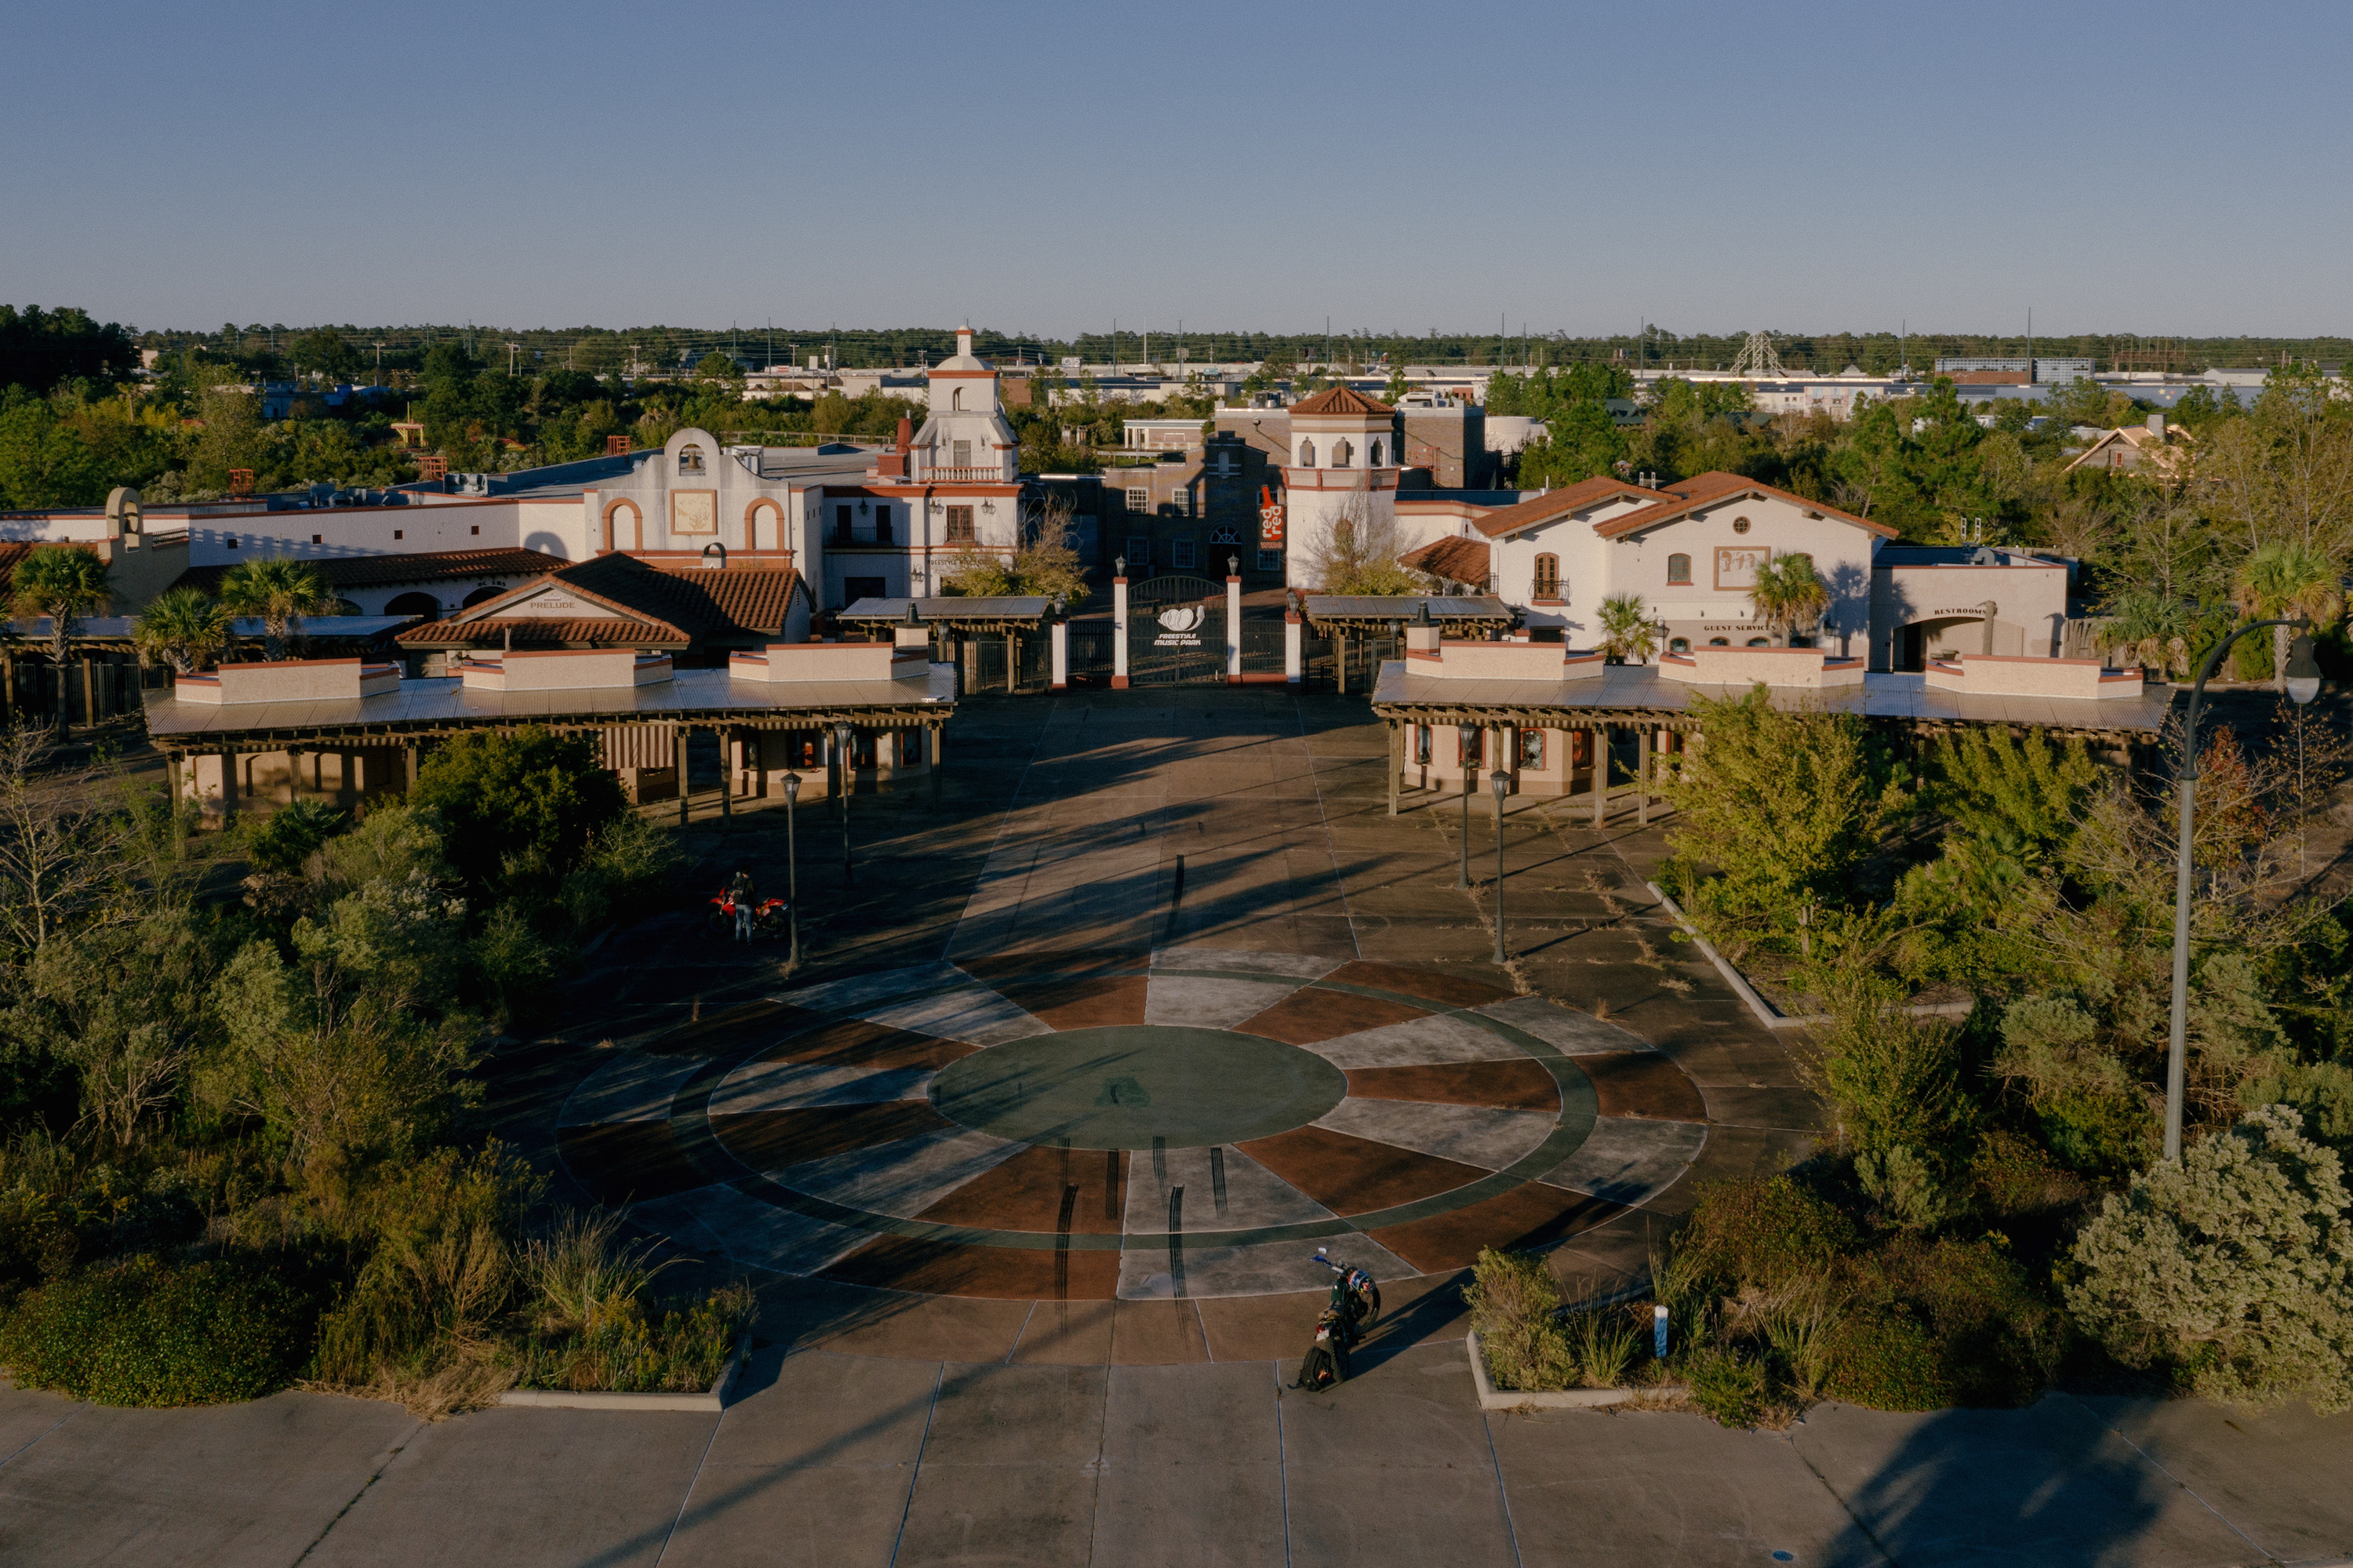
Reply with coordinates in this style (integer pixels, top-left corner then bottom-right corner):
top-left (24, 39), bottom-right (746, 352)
top-left (1713, 544), bottom-right (1768, 591)
top-left (671, 489), bottom-right (718, 536)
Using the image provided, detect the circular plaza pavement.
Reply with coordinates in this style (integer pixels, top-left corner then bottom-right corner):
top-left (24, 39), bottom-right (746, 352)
top-left (555, 949), bottom-right (1711, 1301)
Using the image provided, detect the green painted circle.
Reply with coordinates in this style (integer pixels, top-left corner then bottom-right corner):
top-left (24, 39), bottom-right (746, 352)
top-left (928, 1025), bottom-right (1349, 1151)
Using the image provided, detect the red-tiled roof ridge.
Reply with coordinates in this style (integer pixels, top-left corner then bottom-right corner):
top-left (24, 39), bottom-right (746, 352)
top-left (1468, 475), bottom-right (1675, 539)
top-left (170, 547), bottom-right (568, 596)
top-left (395, 616), bottom-right (682, 649)
top-left (409, 555), bottom-right (806, 649)
top-left (1593, 471), bottom-right (1897, 540)
top-left (1288, 386), bottom-right (1395, 418)
top-left (1398, 536), bottom-right (1492, 585)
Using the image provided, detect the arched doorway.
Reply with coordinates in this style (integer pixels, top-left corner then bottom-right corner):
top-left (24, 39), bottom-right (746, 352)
top-left (460, 585), bottom-right (508, 608)
top-left (386, 591), bottom-right (441, 622)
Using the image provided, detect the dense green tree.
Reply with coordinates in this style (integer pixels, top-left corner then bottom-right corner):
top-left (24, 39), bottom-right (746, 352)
top-left (0, 394), bottom-right (107, 508)
top-left (10, 547), bottom-right (112, 675)
top-left (406, 728), bottom-right (628, 897)
top-left (0, 306), bottom-right (136, 393)
top-left (217, 558), bottom-right (332, 661)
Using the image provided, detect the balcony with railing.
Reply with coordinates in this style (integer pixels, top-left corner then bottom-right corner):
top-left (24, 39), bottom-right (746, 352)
top-left (917, 465), bottom-right (1010, 484)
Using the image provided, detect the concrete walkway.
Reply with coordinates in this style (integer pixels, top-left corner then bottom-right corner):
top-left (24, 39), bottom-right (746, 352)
top-left (5, 1341), bottom-right (2348, 1566)
top-left (9, 692), bottom-right (2347, 1565)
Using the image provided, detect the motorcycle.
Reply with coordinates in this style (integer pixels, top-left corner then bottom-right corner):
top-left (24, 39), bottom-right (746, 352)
top-left (706, 893), bottom-right (791, 938)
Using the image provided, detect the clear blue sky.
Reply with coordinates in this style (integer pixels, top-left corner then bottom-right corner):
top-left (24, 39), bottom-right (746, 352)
top-left (9, 0), bottom-right (2347, 339)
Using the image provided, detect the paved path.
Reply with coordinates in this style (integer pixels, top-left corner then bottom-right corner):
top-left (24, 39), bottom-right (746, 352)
top-left (10, 693), bottom-right (2348, 1564)
top-left (6, 1342), bottom-right (2348, 1566)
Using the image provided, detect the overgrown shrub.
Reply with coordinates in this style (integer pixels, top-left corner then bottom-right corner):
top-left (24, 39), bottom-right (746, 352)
top-left (244, 799), bottom-right (348, 878)
top-left (2065, 1104), bottom-right (2353, 1413)
top-left (1464, 1246), bottom-right (1572, 1392)
top-left (1807, 962), bottom-right (1974, 1162)
top-left (1675, 1176), bottom-right (1856, 1290)
top-left (1, 1253), bottom-right (321, 1406)
top-left (1822, 1308), bottom-right (1949, 1410)
top-left (408, 728), bottom-right (627, 900)
top-left (1686, 1348), bottom-right (1770, 1428)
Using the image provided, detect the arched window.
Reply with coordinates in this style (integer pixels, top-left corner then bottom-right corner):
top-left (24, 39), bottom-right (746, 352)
top-left (1666, 552), bottom-right (1692, 585)
top-left (678, 442), bottom-right (706, 475)
top-left (1707, 636), bottom-right (1729, 646)
top-left (1669, 637), bottom-right (1691, 653)
top-left (951, 387), bottom-right (964, 410)
top-left (1746, 636), bottom-right (1770, 647)
top-left (1297, 438), bottom-right (1316, 467)
top-left (1333, 438), bottom-right (1354, 468)
top-left (1370, 438), bottom-right (1384, 466)
top-left (1532, 553), bottom-right (1561, 598)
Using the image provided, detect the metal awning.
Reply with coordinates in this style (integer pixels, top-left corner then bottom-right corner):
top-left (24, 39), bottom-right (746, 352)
top-left (839, 596), bottom-right (1054, 632)
top-left (1300, 595), bottom-right (1515, 634)
top-left (142, 666), bottom-right (956, 751)
top-left (1369, 663), bottom-right (2175, 739)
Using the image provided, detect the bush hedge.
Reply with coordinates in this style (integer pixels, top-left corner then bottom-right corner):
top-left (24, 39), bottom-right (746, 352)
top-left (1, 1254), bottom-right (322, 1406)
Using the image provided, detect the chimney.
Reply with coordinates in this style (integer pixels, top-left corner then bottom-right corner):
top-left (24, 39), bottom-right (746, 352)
top-left (2147, 413), bottom-right (2167, 438)
top-left (897, 417), bottom-right (913, 452)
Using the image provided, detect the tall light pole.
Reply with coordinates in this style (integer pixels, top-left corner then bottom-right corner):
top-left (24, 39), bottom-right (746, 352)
top-left (1456, 724), bottom-right (1478, 889)
top-left (835, 722), bottom-right (856, 884)
top-left (2162, 619), bottom-right (2322, 1162)
top-left (1489, 769), bottom-right (1510, 964)
top-left (783, 769), bottom-right (801, 972)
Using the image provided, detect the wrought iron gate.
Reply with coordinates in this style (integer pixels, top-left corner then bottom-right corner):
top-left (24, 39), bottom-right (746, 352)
top-left (1127, 575), bottom-right (1227, 686)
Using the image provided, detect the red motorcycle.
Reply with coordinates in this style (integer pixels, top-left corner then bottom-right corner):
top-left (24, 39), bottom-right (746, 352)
top-left (706, 893), bottom-right (790, 938)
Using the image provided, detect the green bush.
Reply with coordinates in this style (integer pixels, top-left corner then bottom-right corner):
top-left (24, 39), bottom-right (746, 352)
top-left (1860, 1235), bottom-right (2067, 1406)
top-left (1686, 1349), bottom-right (1770, 1427)
top-left (1463, 1247), bottom-right (1572, 1392)
top-left (408, 728), bottom-right (627, 899)
top-left (2, 1253), bottom-right (321, 1406)
top-left (1822, 1308), bottom-right (1950, 1410)
top-left (1677, 1176), bottom-right (1857, 1292)
top-left (244, 800), bottom-right (349, 878)
top-left (2065, 1104), bottom-right (2353, 1413)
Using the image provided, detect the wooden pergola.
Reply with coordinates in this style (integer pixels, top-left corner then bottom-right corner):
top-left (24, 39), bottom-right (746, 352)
top-left (1369, 663), bottom-right (2175, 822)
top-left (144, 667), bottom-right (958, 825)
top-left (1297, 595), bottom-right (1517, 696)
top-left (838, 595), bottom-right (1054, 695)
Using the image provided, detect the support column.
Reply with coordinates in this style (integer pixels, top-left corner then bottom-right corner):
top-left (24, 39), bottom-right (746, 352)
top-left (219, 749), bottom-right (239, 820)
top-left (1387, 719), bottom-right (1402, 817)
top-left (1006, 631), bottom-right (1018, 693)
top-left (752, 728), bottom-right (769, 800)
top-left (677, 724), bottom-right (690, 826)
top-left (1225, 571), bottom-right (1242, 684)
top-left (1111, 574), bottom-right (1130, 689)
top-left (720, 729), bottom-right (733, 821)
top-left (1284, 611), bottom-right (1303, 686)
top-left (1592, 724), bottom-right (1609, 828)
top-left (1337, 632), bottom-right (1349, 696)
top-left (1049, 619), bottom-right (1068, 690)
top-left (404, 744), bottom-right (420, 794)
top-left (1637, 727), bottom-right (1653, 827)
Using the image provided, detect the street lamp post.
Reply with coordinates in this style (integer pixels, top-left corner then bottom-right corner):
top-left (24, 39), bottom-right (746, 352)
top-left (834, 722), bottom-right (855, 885)
top-left (1456, 724), bottom-right (1478, 889)
top-left (2162, 619), bottom-right (2322, 1162)
top-left (782, 770), bottom-right (801, 972)
top-left (1489, 769), bottom-right (1510, 964)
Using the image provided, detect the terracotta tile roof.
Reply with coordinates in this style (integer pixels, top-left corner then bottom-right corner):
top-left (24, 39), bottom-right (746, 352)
top-left (1287, 386), bottom-right (1395, 418)
top-left (1592, 471), bottom-right (1897, 540)
top-left (395, 554), bottom-right (806, 651)
top-left (170, 548), bottom-right (568, 596)
top-left (1398, 536), bottom-right (1492, 585)
top-left (397, 617), bottom-right (681, 649)
top-left (1469, 476), bottom-right (1675, 539)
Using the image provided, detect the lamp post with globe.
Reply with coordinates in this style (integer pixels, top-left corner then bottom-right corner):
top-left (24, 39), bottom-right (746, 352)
top-left (2162, 619), bottom-right (2323, 1162)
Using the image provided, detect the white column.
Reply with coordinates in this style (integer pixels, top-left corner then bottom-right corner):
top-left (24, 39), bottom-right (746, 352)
top-left (1112, 574), bottom-right (1130, 689)
top-left (1284, 612), bottom-right (1303, 686)
top-left (1050, 618), bottom-right (1068, 690)
top-left (1225, 572), bottom-right (1242, 684)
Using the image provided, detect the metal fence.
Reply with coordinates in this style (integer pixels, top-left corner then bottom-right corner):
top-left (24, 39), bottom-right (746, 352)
top-left (1, 657), bottom-right (149, 730)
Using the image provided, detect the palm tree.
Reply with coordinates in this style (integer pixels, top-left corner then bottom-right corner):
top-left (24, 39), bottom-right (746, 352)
top-left (10, 546), bottom-right (112, 671)
top-left (1596, 593), bottom-right (1659, 664)
top-left (2091, 590), bottom-right (2195, 679)
top-left (217, 557), bottom-right (333, 662)
top-left (2234, 539), bottom-right (2344, 689)
top-left (132, 588), bottom-right (232, 675)
top-left (1747, 551), bottom-right (1831, 646)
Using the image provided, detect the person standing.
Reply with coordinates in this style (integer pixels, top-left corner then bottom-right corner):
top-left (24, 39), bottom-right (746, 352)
top-left (729, 866), bottom-right (757, 943)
